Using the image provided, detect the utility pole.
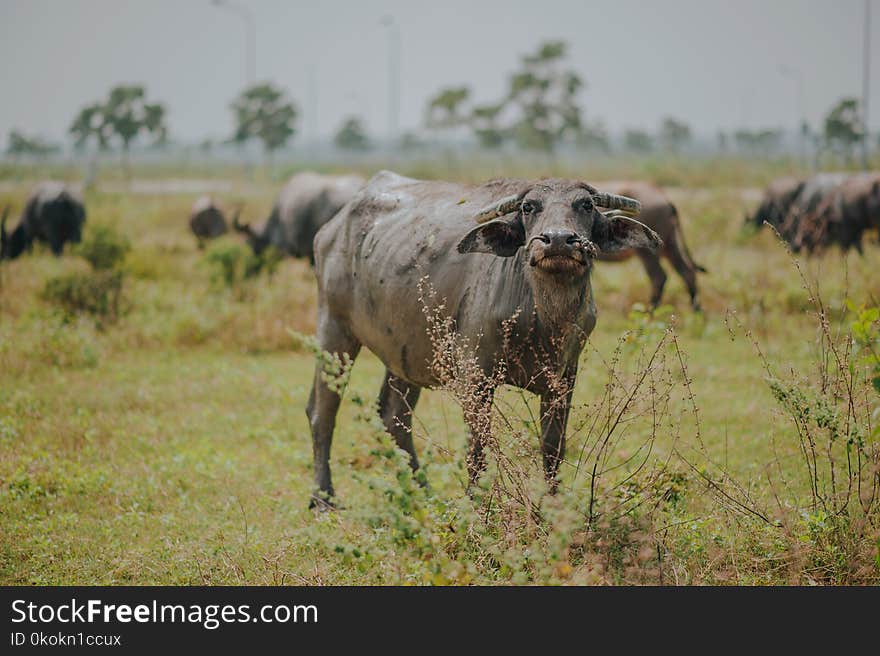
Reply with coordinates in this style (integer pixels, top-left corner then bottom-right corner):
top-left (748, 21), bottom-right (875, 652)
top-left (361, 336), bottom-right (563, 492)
top-left (212, 0), bottom-right (256, 88)
top-left (308, 64), bottom-right (318, 158)
top-left (779, 65), bottom-right (806, 164)
top-left (862, 0), bottom-right (872, 169)
top-left (380, 15), bottom-right (400, 147)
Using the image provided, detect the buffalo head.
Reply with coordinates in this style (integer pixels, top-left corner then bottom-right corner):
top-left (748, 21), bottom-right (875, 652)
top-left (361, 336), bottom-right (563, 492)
top-left (457, 181), bottom-right (660, 280)
top-left (232, 205), bottom-right (270, 255)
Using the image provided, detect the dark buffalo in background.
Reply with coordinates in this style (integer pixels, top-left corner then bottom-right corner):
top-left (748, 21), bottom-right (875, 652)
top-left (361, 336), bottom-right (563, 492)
top-left (1, 182), bottom-right (86, 259)
top-left (746, 176), bottom-right (805, 234)
top-left (594, 181), bottom-right (706, 310)
top-left (233, 172), bottom-right (365, 262)
top-left (781, 172), bottom-right (849, 250)
top-left (188, 195), bottom-right (231, 248)
top-left (794, 173), bottom-right (880, 254)
top-left (306, 170), bottom-right (659, 507)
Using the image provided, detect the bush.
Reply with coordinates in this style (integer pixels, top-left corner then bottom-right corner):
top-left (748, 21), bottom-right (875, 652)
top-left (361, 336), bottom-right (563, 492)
top-left (74, 224), bottom-right (131, 271)
top-left (41, 223), bottom-right (130, 326)
top-left (41, 270), bottom-right (125, 325)
top-left (204, 242), bottom-right (282, 295)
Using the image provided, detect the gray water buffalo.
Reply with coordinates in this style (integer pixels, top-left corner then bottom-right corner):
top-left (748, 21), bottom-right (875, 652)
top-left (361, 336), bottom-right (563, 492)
top-left (1, 182), bottom-right (86, 259)
top-left (306, 171), bottom-right (660, 507)
top-left (594, 181), bottom-right (706, 310)
top-left (188, 196), bottom-right (231, 248)
top-left (747, 176), bottom-right (805, 233)
top-left (233, 172), bottom-right (365, 262)
top-left (793, 173), bottom-right (880, 254)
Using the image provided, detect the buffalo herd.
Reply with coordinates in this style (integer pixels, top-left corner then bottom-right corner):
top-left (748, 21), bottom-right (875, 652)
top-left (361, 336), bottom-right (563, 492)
top-left (3, 168), bottom-right (879, 507)
top-left (747, 171), bottom-right (880, 254)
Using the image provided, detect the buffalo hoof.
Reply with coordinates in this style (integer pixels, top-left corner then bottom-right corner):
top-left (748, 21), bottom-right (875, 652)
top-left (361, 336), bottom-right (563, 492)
top-left (308, 494), bottom-right (337, 512)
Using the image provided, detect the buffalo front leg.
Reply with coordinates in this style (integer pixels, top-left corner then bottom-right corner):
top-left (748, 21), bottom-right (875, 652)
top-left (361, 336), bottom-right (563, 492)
top-left (540, 384), bottom-right (574, 493)
top-left (377, 370), bottom-right (423, 474)
top-left (636, 250), bottom-right (667, 309)
top-left (305, 316), bottom-right (361, 509)
top-left (462, 385), bottom-right (494, 490)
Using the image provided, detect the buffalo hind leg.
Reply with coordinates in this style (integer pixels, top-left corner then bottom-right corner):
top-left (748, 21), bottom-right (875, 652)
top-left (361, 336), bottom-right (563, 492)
top-left (377, 370), bottom-right (423, 476)
top-left (636, 250), bottom-right (667, 309)
top-left (305, 315), bottom-right (361, 509)
top-left (665, 245), bottom-right (702, 311)
top-left (540, 383), bottom-right (574, 494)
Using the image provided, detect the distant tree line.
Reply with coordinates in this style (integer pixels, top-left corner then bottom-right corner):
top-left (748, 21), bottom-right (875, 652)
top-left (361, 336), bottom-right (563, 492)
top-left (4, 40), bottom-right (875, 174)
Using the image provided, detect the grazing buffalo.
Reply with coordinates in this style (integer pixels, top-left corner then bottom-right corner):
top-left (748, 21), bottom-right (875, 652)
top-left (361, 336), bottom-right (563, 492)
top-left (793, 173), bottom-right (880, 254)
top-left (594, 181), bottom-right (706, 310)
top-left (188, 196), bottom-right (231, 248)
top-left (781, 173), bottom-right (848, 249)
top-left (747, 176), bottom-right (805, 233)
top-left (233, 172), bottom-right (365, 262)
top-left (306, 171), bottom-right (660, 507)
top-left (1, 182), bottom-right (86, 259)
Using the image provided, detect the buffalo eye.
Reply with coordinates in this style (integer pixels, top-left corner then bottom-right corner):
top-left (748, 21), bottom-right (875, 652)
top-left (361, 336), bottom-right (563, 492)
top-left (521, 201), bottom-right (536, 215)
top-left (575, 198), bottom-right (594, 212)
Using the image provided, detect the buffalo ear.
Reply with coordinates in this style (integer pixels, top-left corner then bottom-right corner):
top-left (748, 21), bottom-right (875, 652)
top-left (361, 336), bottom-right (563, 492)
top-left (593, 212), bottom-right (662, 254)
top-left (457, 215), bottom-right (525, 257)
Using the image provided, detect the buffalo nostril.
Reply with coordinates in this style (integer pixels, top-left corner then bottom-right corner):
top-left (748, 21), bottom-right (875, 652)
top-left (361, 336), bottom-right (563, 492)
top-left (536, 234), bottom-right (551, 244)
top-left (565, 234), bottom-right (580, 245)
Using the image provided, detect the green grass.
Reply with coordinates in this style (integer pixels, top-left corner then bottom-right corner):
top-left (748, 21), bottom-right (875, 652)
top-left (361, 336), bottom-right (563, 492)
top-left (1, 166), bottom-right (878, 585)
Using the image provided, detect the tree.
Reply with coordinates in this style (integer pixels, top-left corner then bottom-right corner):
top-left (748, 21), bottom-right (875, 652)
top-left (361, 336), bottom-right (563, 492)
top-left (505, 41), bottom-right (583, 153)
top-left (231, 83), bottom-right (298, 165)
top-left (69, 86), bottom-right (167, 181)
top-left (471, 102), bottom-right (507, 149)
top-left (733, 128), bottom-right (782, 155)
top-left (425, 86), bottom-right (471, 132)
top-left (659, 117), bottom-right (692, 153)
top-left (334, 117), bottom-right (370, 151)
top-left (624, 129), bottom-right (654, 153)
top-left (6, 130), bottom-right (59, 159)
top-left (578, 120), bottom-right (610, 153)
top-left (70, 103), bottom-right (111, 151)
top-left (823, 97), bottom-right (864, 163)
top-left (103, 86), bottom-right (167, 175)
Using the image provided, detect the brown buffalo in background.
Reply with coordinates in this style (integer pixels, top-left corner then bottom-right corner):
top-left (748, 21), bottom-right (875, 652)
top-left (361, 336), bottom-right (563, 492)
top-left (596, 181), bottom-right (706, 310)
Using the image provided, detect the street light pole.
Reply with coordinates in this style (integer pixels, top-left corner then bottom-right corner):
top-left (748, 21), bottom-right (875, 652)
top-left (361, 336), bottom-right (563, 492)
top-left (212, 0), bottom-right (256, 88)
top-left (779, 65), bottom-right (806, 163)
top-left (380, 15), bottom-right (400, 146)
top-left (862, 0), bottom-right (872, 169)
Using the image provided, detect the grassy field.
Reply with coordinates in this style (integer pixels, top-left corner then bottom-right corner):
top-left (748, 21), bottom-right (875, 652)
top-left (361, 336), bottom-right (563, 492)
top-left (1, 163), bottom-right (878, 585)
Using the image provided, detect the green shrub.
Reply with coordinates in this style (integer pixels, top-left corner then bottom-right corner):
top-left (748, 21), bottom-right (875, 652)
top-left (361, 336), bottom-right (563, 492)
top-left (204, 242), bottom-right (282, 292)
top-left (41, 270), bottom-right (125, 325)
top-left (40, 223), bottom-right (131, 326)
top-left (75, 224), bottom-right (131, 271)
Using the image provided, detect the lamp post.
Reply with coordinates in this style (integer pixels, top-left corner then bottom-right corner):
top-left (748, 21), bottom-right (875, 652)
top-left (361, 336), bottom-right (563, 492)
top-left (212, 0), bottom-right (256, 87)
top-left (380, 15), bottom-right (400, 146)
top-left (862, 0), bottom-right (872, 169)
top-left (779, 65), bottom-right (806, 163)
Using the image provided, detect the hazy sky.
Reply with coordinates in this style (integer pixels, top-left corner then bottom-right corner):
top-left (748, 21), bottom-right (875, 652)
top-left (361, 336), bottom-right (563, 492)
top-left (1, 0), bottom-right (877, 146)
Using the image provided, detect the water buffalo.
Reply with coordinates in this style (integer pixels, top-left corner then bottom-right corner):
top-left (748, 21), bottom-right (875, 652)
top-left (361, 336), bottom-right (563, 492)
top-left (747, 176), bottom-right (805, 233)
top-left (593, 181), bottom-right (706, 310)
top-left (188, 195), bottom-right (231, 248)
top-left (233, 172), bottom-right (365, 262)
top-left (306, 171), bottom-right (660, 507)
top-left (1, 182), bottom-right (86, 259)
top-left (781, 172), bottom-right (848, 249)
top-left (794, 173), bottom-right (880, 253)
